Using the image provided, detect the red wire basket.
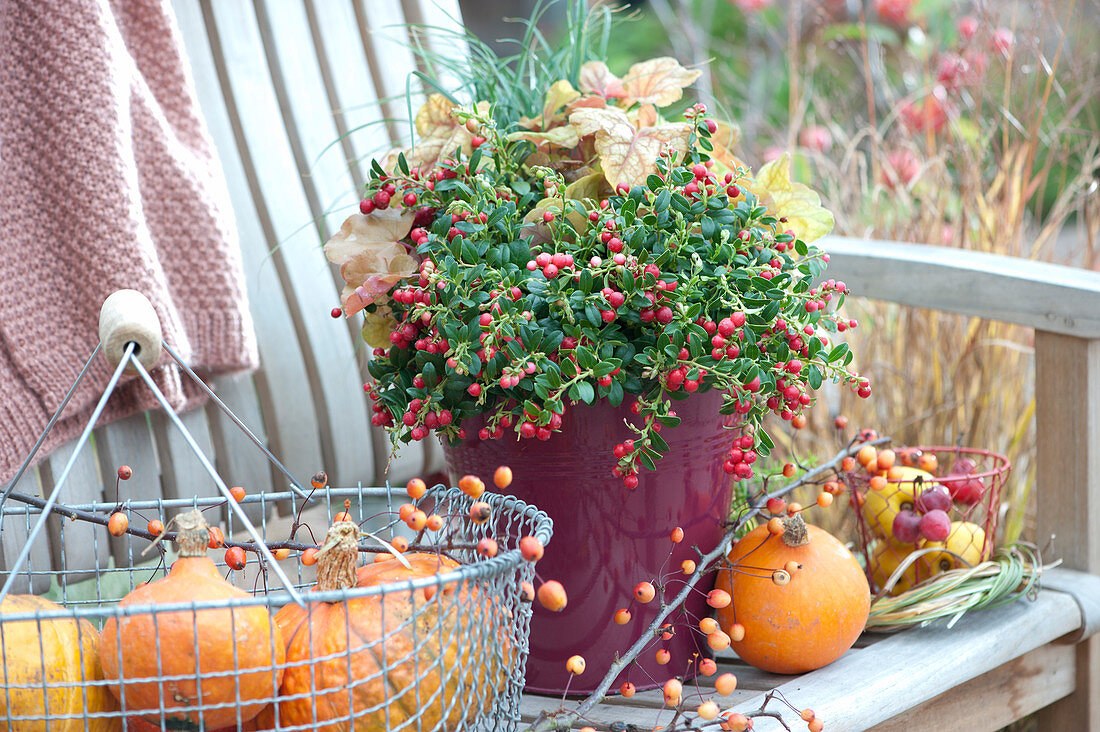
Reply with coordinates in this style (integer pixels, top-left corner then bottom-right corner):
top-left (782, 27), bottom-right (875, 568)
top-left (844, 445), bottom-right (1011, 596)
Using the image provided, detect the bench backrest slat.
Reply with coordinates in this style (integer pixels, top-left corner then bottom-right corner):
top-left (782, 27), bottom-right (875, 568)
top-left (823, 236), bottom-right (1100, 338)
top-left (41, 443), bottom-right (106, 582)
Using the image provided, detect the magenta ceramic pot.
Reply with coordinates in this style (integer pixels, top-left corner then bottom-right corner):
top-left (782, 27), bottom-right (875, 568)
top-left (443, 388), bottom-right (738, 695)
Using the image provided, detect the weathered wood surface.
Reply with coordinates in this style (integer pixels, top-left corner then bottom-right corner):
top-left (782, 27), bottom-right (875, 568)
top-left (520, 578), bottom-right (1086, 731)
top-left (820, 236), bottom-right (1100, 338)
top-left (40, 443), bottom-right (105, 582)
top-left (1034, 333), bottom-right (1100, 732)
top-left (868, 642), bottom-right (1076, 732)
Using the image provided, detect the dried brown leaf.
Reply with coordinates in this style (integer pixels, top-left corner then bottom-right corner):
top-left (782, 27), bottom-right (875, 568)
top-left (324, 210), bottom-right (417, 315)
top-left (578, 61), bottom-right (624, 98)
top-left (620, 57), bottom-right (702, 108)
top-left (569, 107), bottom-right (692, 191)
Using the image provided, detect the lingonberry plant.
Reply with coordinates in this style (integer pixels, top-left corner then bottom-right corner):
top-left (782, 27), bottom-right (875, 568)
top-left (325, 7), bottom-right (867, 488)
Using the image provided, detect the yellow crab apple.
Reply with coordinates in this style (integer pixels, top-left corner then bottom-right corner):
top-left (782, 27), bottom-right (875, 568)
top-left (860, 466), bottom-right (938, 539)
top-left (918, 521), bottom-right (988, 577)
top-left (869, 539), bottom-right (922, 596)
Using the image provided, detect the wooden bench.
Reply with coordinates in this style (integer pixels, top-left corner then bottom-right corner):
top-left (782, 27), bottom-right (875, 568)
top-left (3, 0), bottom-right (1100, 729)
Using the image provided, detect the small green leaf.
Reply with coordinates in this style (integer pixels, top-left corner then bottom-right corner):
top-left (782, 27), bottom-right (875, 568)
top-left (422, 361), bottom-right (438, 387)
top-left (579, 269), bottom-right (594, 293)
top-left (756, 429), bottom-right (774, 456)
top-left (807, 364), bottom-right (823, 390)
top-left (828, 343), bottom-right (850, 363)
top-left (594, 359), bottom-right (621, 378)
top-left (575, 345), bottom-right (598, 370)
top-left (568, 381), bottom-right (594, 404)
top-left (608, 379), bottom-right (624, 406)
top-left (585, 303), bottom-right (603, 327)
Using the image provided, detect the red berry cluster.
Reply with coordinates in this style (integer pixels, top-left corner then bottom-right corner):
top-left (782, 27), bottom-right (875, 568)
top-left (722, 432), bottom-right (759, 480)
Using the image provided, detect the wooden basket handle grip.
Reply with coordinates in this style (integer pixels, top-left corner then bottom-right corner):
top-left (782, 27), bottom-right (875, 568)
top-left (98, 290), bottom-right (163, 371)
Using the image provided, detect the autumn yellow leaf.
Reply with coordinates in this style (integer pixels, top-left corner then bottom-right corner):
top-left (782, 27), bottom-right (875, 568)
top-left (506, 126), bottom-right (581, 151)
top-left (629, 103), bottom-right (659, 130)
top-left (747, 153), bottom-right (834, 243)
top-left (407, 96), bottom-right (489, 171)
top-left (569, 107), bottom-right (692, 191)
top-left (415, 93), bottom-right (457, 138)
top-left (324, 210), bottom-right (418, 315)
top-left (563, 172), bottom-right (607, 203)
top-left (707, 121), bottom-right (750, 177)
top-left (361, 304), bottom-right (400, 348)
top-left (620, 57), bottom-right (702, 108)
top-left (543, 80), bottom-right (581, 126)
top-left (566, 94), bottom-right (608, 114)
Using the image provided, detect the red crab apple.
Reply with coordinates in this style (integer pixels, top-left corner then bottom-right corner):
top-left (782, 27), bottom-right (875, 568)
top-left (892, 509), bottom-right (922, 544)
top-left (943, 457), bottom-right (986, 505)
top-left (914, 485), bottom-right (952, 514)
top-left (919, 509), bottom-right (952, 542)
top-left (948, 477), bottom-right (986, 505)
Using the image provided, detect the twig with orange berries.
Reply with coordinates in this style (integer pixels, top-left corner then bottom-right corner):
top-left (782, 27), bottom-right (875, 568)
top-left (524, 438), bottom-right (886, 732)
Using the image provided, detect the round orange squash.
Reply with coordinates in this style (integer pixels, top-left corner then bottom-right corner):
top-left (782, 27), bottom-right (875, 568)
top-left (257, 526), bottom-right (504, 731)
top-left (355, 551), bottom-right (461, 588)
top-left (123, 716), bottom-right (256, 731)
top-left (714, 514), bottom-right (870, 674)
top-left (100, 510), bottom-right (284, 729)
top-left (0, 594), bottom-right (120, 731)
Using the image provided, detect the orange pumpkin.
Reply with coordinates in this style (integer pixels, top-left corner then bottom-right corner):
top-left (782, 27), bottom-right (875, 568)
top-left (0, 594), bottom-right (120, 731)
top-left (257, 526), bottom-right (504, 731)
top-left (714, 514), bottom-right (870, 674)
top-left (124, 716), bottom-right (256, 731)
top-left (100, 510), bottom-right (284, 729)
top-left (355, 550), bottom-right (460, 586)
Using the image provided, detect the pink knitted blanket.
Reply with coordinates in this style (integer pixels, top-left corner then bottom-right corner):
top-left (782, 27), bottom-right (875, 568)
top-left (0, 0), bottom-right (258, 482)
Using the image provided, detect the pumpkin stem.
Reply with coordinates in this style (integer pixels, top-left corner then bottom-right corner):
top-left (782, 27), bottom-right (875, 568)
top-left (780, 514), bottom-right (810, 547)
top-left (175, 509), bottom-right (212, 557)
top-left (316, 521), bottom-right (361, 592)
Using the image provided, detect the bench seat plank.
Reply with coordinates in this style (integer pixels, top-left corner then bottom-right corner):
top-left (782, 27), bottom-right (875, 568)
top-left (867, 642), bottom-right (1076, 732)
top-left (724, 585), bottom-right (1081, 729)
top-left (521, 575), bottom-right (1089, 730)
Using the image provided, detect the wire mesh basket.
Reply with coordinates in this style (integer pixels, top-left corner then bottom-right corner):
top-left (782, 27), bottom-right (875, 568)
top-left (0, 290), bottom-right (551, 730)
top-left (844, 445), bottom-right (1010, 596)
top-left (0, 484), bottom-right (549, 731)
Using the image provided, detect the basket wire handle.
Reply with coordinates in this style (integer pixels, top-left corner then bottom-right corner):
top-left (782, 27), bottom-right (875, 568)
top-left (161, 341), bottom-right (311, 500)
top-left (0, 290), bottom-right (306, 607)
top-left (0, 341), bottom-right (133, 604)
top-left (0, 343), bottom-right (102, 508)
top-left (127, 355), bottom-right (304, 605)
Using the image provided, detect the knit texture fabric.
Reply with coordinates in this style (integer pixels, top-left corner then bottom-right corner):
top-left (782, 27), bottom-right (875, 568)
top-left (0, 0), bottom-right (258, 483)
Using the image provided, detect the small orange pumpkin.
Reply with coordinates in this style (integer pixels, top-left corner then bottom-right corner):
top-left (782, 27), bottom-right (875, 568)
top-left (0, 594), bottom-right (120, 731)
top-left (355, 550), bottom-right (460, 587)
top-left (714, 514), bottom-right (870, 674)
top-left (123, 716), bottom-right (256, 731)
top-left (258, 526), bottom-right (504, 731)
top-left (100, 510), bottom-right (284, 729)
